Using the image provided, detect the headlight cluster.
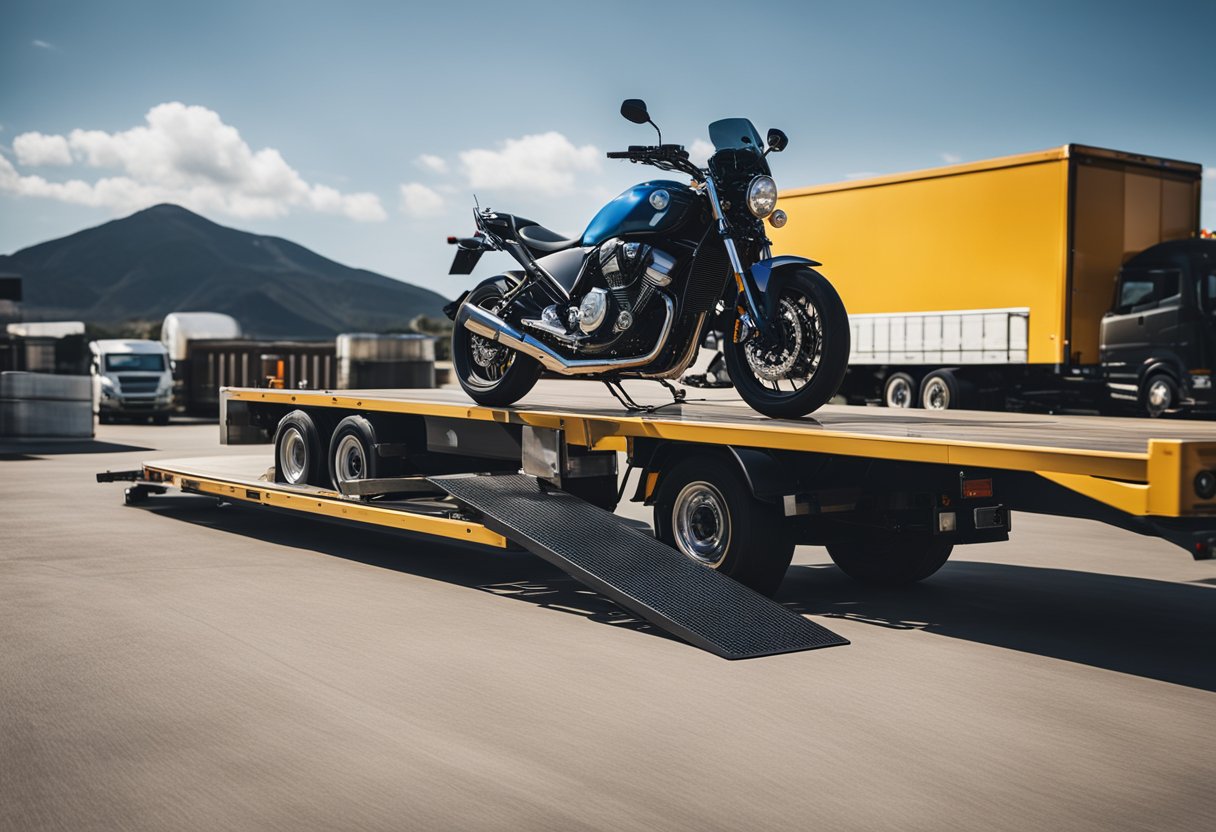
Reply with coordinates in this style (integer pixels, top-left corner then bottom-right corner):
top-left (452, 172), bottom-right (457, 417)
top-left (746, 175), bottom-right (778, 218)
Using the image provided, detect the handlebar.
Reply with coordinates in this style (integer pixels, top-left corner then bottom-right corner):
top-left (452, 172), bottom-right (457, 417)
top-left (605, 144), bottom-right (691, 163)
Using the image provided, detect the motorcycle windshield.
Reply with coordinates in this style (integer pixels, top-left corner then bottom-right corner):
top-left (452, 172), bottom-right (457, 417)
top-left (708, 118), bottom-right (764, 154)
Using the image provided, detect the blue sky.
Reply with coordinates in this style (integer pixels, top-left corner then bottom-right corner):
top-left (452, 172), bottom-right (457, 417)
top-left (2, 0), bottom-right (1212, 300)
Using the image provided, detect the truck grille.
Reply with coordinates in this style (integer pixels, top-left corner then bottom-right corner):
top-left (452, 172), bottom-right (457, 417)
top-left (117, 374), bottom-right (160, 393)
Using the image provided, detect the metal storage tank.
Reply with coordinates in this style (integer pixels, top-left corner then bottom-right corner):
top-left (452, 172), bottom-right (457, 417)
top-left (0, 371), bottom-right (93, 438)
top-left (336, 334), bottom-right (435, 389)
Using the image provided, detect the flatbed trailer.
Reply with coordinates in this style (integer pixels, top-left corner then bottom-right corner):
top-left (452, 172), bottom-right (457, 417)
top-left (101, 383), bottom-right (1216, 658)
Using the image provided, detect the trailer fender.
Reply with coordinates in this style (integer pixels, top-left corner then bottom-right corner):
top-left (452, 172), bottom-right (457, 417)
top-left (749, 256), bottom-right (823, 322)
top-left (632, 442), bottom-right (794, 505)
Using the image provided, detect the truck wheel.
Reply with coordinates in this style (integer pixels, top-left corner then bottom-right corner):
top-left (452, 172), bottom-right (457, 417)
top-left (920, 369), bottom-right (972, 410)
top-left (883, 372), bottom-right (917, 408)
top-left (274, 410), bottom-right (325, 487)
top-left (329, 415), bottom-right (379, 489)
top-left (826, 531), bottom-right (954, 585)
top-left (653, 457), bottom-right (794, 596)
top-left (1141, 373), bottom-right (1177, 418)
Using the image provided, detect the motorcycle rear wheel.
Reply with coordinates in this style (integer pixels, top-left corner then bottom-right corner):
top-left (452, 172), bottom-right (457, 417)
top-left (724, 268), bottom-right (850, 419)
top-left (452, 277), bottom-right (542, 406)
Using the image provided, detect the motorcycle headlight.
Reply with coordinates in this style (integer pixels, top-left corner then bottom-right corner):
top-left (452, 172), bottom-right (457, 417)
top-left (746, 175), bottom-right (778, 218)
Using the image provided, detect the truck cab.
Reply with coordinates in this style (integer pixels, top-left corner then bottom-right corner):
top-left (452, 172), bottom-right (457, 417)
top-left (89, 339), bottom-right (174, 424)
top-left (1101, 239), bottom-right (1216, 416)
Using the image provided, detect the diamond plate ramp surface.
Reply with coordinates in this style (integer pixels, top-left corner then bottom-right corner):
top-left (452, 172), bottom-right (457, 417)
top-left (432, 473), bottom-right (848, 659)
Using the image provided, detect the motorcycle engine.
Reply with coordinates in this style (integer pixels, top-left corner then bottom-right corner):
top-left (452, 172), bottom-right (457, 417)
top-left (526, 239), bottom-right (677, 354)
top-left (574, 239), bottom-right (676, 336)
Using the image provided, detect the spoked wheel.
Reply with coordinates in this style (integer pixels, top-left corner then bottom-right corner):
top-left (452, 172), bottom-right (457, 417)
top-left (451, 276), bottom-right (542, 407)
top-left (724, 268), bottom-right (850, 419)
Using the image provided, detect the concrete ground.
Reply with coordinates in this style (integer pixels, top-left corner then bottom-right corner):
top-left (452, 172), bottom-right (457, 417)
top-left (2, 400), bottom-right (1214, 831)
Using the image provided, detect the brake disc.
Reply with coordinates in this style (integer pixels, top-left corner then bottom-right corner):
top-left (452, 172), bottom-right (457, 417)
top-left (745, 297), bottom-right (803, 381)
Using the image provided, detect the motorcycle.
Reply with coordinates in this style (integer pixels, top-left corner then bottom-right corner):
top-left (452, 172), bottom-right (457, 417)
top-left (444, 99), bottom-right (850, 419)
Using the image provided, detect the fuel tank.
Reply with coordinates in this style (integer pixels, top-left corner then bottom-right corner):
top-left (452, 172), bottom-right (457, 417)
top-left (581, 180), bottom-right (701, 246)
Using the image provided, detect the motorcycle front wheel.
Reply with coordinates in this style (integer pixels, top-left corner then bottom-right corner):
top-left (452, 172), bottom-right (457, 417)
top-left (451, 276), bottom-right (542, 406)
top-left (724, 268), bottom-right (850, 419)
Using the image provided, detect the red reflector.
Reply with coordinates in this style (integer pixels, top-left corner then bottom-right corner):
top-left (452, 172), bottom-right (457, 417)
top-left (962, 478), bottom-right (993, 499)
top-left (446, 236), bottom-right (458, 244)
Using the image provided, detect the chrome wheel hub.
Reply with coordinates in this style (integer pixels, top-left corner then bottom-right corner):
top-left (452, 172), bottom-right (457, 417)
top-left (334, 434), bottom-right (367, 482)
top-left (672, 481), bottom-right (731, 567)
top-left (280, 427), bottom-right (307, 483)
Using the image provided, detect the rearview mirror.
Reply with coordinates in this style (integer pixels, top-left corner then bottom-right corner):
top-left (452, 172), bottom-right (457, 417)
top-left (766, 128), bottom-right (788, 153)
top-left (621, 99), bottom-right (650, 125)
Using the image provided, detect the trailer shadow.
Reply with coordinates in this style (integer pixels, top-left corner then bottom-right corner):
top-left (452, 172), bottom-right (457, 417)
top-left (135, 495), bottom-right (1215, 680)
top-left (780, 561), bottom-right (1216, 691)
top-left (0, 439), bottom-right (152, 461)
top-left (138, 495), bottom-right (678, 646)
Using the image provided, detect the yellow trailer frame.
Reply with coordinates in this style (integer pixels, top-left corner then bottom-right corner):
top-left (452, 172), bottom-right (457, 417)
top-left (222, 386), bottom-right (1216, 522)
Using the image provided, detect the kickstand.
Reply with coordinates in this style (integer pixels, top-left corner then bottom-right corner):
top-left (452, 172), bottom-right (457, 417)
top-left (603, 379), bottom-right (688, 414)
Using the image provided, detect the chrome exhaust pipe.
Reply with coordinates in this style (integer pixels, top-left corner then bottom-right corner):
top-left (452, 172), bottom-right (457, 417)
top-left (457, 295), bottom-right (675, 376)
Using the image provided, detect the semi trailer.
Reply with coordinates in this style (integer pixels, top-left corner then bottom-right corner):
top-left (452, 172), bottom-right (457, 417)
top-left (770, 145), bottom-right (1211, 417)
top-left (99, 383), bottom-right (1216, 658)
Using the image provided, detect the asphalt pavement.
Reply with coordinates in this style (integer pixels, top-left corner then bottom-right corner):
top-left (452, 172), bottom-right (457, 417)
top-left (2, 406), bottom-right (1214, 831)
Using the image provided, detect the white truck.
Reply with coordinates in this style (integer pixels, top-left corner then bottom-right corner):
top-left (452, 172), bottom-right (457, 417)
top-left (89, 339), bottom-right (174, 424)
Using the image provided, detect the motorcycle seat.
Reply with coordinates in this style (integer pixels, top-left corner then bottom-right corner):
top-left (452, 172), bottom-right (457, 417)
top-left (518, 223), bottom-right (581, 253)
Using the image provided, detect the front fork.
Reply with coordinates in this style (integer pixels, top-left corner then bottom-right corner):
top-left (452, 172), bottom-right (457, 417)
top-left (702, 176), bottom-right (768, 341)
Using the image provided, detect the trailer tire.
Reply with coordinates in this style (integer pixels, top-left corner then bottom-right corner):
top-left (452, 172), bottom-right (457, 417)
top-left (274, 410), bottom-right (326, 487)
top-left (883, 372), bottom-right (918, 408)
top-left (328, 415), bottom-right (379, 489)
top-left (826, 532), bottom-right (954, 585)
top-left (653, 457), bottom-right (794, 596)
top-left (920, 369), bottom-right (973, 411)
top-left (1140, 373), bottom-right (1177, 418)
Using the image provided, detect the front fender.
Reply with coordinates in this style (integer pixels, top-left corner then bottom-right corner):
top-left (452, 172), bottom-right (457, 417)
top-left (748, 256), bottom-right (823, 323)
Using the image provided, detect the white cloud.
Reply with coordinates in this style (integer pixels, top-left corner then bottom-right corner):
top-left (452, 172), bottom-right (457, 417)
top-left (459, 131), bottom-right (600, 196)
top-left (399, 182), bottom-right (445, 218)
top-left (0, 102), bottom-right (386, 221)
top-left (13, 132), bottom-right (72, 166)
top-left (416, 154), bottom-right (448, 174)
top-left (687, 139), bottom-right (714, 168)
top-left (1205, 167), bottom-right (1215, 180)
top-left (32, 39), bottom-right (55, 50)
top-left (940, 152), bottom-right (962, 164)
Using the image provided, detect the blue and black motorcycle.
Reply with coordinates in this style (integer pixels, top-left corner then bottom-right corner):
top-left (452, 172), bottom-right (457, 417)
top-left (446, 99), bottom-right (849, 419)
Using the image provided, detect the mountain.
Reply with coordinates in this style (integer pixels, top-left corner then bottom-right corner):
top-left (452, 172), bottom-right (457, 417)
top-left (0, 204), bottom-right (449, 338)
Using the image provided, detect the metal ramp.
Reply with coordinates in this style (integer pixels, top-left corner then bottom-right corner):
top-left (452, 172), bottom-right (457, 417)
top-left (432, 473), bottom-right (848, 659)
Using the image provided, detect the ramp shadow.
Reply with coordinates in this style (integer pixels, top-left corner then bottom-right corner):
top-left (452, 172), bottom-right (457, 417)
top-left (779, 561), bottom-right (1216, 691)
top-left (0, 439), bottom-right (153, 461)
top-left (138, 494), bottom-right (677, 646)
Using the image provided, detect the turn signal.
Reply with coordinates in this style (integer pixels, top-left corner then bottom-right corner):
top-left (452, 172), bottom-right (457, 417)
top-left (768, 209), bottom-right (788, 228)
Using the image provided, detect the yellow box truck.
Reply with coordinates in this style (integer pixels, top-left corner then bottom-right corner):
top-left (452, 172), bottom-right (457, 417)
top-left (769, 145), bottom-right (1212, 416)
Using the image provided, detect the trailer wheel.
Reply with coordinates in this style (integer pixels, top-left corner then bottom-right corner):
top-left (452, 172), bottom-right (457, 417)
top-left (274, 410), bottom-right (325, 487)
top-left (653, 458), bottom-right (794, 596)
top-left (328, 415), bottom-right (379, 489)
top-left (826, 532), bottom-right (954, 585)
top-left (883, 373), bottom-right (917, 408)
top-left (1141, 373), bottom-right (1177, 418)
top-left (920, 369), bottom-right (973, 410)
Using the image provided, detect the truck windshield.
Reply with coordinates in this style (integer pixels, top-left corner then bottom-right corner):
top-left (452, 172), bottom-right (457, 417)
top-left (104, 354), bottom-right (165, 372)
